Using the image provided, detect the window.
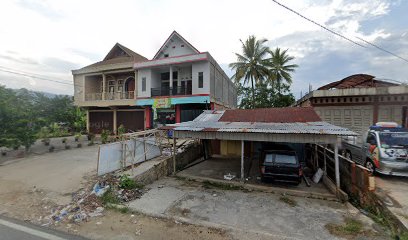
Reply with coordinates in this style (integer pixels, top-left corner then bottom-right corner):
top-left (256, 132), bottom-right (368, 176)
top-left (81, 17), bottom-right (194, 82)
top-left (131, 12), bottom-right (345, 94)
top-left (117, 80), bottom-right (123, 92)
top-left (142, 77), bottom-right (146, 92)
top-left (164, 54), bottom-right (169, 58)
top-left (366, 134), bottom-right (376, 145)
top-left (198, 72), bottom-right (203, 88)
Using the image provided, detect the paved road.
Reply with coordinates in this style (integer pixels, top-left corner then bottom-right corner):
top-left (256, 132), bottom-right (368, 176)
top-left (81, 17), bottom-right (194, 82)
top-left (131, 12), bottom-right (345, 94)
top-left (376, 175), bottom-right (408, 229)
top-left (0, 215), bottom-right (86, 240)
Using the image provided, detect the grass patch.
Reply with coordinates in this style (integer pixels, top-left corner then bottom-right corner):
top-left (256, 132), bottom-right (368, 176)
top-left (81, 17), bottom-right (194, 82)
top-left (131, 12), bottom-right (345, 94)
top-left (279, 195), bottom-right (297, 207)
top-left (100, 189), bottom-right (120, 205)
top-left (106, 204), bottom-right (130, 214)
top-left (202, 180), bottom-right (243, 191)
top-left (326, 218), bottom-right (364, 237)
top-left (398, 232), bottom-right (408, 240)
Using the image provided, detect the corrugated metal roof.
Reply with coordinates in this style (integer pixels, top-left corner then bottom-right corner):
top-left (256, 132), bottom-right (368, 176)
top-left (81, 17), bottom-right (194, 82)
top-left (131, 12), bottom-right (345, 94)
top-left (318, 74), bottom-right (398, 90)
top-left (218, 107), bottom-right (321, 123)
top-left (162, 109), bottom-right (357, 136)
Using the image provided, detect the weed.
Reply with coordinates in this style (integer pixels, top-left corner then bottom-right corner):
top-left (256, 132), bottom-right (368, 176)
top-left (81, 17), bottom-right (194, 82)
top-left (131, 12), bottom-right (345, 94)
top-left (398, 232), bottom-right (408, 240)
top-left (106, 204), bottom-right (130, 214)
top-left (326, 218), bottom-right (364, 237)
top-left (202, 180), bottom-right (242, 191)
top-left (100, 189), bottom-right (120, 205)
top-left (119, 174), bottom-right (144, 190)
top-left (279, 195), bottom-right (297, 207)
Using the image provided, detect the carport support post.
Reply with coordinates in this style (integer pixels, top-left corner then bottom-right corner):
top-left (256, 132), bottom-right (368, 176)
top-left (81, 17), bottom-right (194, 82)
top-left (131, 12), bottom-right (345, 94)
top-left (334, 144), bottom-right (340, 189)
top-left (241, 140), bottom-right (244, 182)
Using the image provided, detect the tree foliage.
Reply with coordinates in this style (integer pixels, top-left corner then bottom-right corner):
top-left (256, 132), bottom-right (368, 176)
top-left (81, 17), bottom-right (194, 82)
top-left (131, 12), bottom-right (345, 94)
top-left (238, 82), bottom-right (295, 109)
top-left (230, 35), bottom-right (299, 109)
top-left (229, 35), bottom-right (270, 109)
top-left (0, 85), bottom-right (85, 150)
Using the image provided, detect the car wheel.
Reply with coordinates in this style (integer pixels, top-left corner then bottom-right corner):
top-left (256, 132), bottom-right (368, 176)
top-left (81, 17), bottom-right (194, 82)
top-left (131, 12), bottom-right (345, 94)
top-left (345, 151), bottom-right (352, 160)
top-left (365, 160), bottom-right (375, 173)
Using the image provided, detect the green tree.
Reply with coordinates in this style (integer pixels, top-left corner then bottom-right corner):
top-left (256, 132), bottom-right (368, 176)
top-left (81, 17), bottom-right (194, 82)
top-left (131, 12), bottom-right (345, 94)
top-left (266, 48), bottom-right (298, 94)
top-left (229, 35), bottom-right (270, 109)
top-left (237, 82), bottom-right (295, 109)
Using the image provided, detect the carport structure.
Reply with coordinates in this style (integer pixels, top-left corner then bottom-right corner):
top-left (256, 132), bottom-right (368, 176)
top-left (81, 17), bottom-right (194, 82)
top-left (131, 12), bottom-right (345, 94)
top-left (165, 107), bottom-right (357, 189)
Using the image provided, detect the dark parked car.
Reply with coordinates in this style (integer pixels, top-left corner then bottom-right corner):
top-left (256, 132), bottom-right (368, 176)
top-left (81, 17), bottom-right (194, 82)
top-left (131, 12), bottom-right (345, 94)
top-left (259, 149), bottom-right (302, 185)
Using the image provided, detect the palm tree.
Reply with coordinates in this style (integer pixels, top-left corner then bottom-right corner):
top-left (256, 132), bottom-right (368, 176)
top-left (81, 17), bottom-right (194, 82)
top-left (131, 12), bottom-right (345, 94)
top-left (267, 48), bottom-right (298, 94)
top-left (229, 35), bottom-right (270, 109)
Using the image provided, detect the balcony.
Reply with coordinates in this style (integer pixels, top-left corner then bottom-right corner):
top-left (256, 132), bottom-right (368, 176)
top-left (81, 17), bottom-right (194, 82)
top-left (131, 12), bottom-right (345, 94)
top-left (85, 91), bottom-right (135, 101)
top-left (151, 86), bottom-right (192, 97)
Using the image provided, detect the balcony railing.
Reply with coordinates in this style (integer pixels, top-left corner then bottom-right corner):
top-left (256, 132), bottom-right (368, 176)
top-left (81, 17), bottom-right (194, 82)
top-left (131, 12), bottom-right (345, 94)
top-left (151, 86), bottom-right (192, 97)
top-left (85, 91), bottom-right (135, 101)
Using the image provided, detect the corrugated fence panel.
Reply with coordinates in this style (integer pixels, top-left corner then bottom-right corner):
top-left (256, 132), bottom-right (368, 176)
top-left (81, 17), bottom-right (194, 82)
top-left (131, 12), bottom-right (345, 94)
top-left (97, 138), bottom-right (161, 176)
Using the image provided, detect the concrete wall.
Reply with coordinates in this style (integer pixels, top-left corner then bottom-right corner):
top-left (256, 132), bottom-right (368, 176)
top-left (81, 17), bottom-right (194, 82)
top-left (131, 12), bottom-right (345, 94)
top-left (220, 140), bottom-right (241, 156)
top-left (155, 35), bottom-right (196, 59)
top-left (137, 68), bottom-right (152, 98)
top-left (315, 106), bottom-right (373, 143)
top-left (74, 74), bottom-right (85, 103)
top-left (209, 59), bottom-right (237, 109)
top-left (192, 61), bottom-right (210, 95)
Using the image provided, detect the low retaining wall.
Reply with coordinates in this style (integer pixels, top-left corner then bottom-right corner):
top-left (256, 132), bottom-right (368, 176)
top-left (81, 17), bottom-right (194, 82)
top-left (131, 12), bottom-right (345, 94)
top-left (132, 143), bottom-right (203, 185)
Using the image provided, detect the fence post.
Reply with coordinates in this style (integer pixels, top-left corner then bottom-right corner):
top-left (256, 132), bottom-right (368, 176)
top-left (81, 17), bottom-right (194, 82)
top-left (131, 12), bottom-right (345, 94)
top-left (173, 137), bottom-right (177, 174)
top-left (315, 144), bottom-right (319, 168)
top-left (323, 145), bottom-right (327, 174)
top-left (351, 161), bottom-right (356, 194)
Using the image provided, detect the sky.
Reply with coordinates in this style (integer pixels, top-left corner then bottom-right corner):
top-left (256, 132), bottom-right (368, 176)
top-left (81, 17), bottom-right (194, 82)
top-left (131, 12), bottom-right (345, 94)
top-left (0, 0), bottom-right (407, 98)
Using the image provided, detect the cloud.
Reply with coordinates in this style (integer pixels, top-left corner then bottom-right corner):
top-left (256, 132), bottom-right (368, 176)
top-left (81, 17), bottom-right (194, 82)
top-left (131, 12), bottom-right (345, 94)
top-left (16, 0), bottom-right (63, 20)
top-left (41, 57), bottom-right (81, 73)
top-left (0, 54), bottom-right (38, 65)
top-left (0, 0), bottom-right (406, 97)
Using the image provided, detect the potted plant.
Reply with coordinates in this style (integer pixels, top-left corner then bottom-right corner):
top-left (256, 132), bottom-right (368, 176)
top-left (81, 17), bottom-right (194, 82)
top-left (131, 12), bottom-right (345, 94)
top-left (87, 132), bottom-right (95, 141)
top-left (75, 133), bottom-right (82, 142)
top-left (101, 129), bottom-right (110, 144)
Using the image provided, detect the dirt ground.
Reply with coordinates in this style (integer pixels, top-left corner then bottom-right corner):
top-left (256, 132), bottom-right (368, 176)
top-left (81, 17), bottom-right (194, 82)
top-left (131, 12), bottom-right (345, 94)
top-left (56, 211), bottom-right (229, 240)
top-left (0, 146), bottom-right (232, 240)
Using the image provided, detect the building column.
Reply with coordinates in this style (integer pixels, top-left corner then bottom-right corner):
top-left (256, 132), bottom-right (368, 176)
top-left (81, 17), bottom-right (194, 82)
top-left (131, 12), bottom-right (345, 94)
top-left (175, 105), bottom-right (181, 123)
top-left (145, 107), bottom-right (151, 129)
top-left (373, 96), bottom-right (379, 124)
top-left (241, 140), bottom-right (245, 182)
top-left (113, 108), bottom-right (117, 134)
top-left (334, 143), bottom-right (340, 189)
top-left (86, 109), bottom-right (90, 133)
top-left (134, 70), bottom-right (138, 99)
top-left (102, 73), bottom-right (106, 100)
top-left (169, 66), bottom-right (173, 93)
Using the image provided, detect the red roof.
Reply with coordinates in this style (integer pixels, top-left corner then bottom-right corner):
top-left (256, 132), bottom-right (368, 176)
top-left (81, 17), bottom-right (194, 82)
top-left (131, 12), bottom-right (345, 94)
top-left (218, 107), bottom-right (321, 123)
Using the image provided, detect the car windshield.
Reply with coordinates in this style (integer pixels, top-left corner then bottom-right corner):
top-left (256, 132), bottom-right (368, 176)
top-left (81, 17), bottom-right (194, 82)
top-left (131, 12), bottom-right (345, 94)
top-left (264, 153), bottom-right (297, 164)
top-left (379, 132), bottom-right (408, 148)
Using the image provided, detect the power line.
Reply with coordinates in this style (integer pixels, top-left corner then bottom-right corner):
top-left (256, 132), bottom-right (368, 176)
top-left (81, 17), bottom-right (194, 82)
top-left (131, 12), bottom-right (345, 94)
top-left (0, 66), bottom-right (72, 83)
top-left (271, 0), bottom-right (408, 64)
top-left (0, 66), bottom-right (82, 87)
top-left (355, 37), bottom-right (408, 63)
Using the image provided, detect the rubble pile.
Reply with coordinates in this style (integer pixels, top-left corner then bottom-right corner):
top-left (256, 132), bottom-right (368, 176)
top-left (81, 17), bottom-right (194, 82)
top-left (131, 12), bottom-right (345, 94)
top-left (41, 174), bottom-right (144, 226)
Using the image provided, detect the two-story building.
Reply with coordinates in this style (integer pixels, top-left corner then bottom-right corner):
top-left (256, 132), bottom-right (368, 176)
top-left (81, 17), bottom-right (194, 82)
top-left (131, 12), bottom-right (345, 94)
top-left (134, 31), bottom-right (237, 129)
top-left (72, 31), bottom-right (237, 134)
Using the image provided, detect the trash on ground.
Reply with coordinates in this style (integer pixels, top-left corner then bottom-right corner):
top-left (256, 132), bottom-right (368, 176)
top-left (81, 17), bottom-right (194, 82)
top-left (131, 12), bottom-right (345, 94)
top-left (224, 173), bottom-right (236, 181)
top-left (312, 168), bottom-right (324, 183)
